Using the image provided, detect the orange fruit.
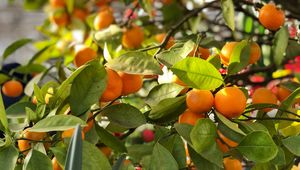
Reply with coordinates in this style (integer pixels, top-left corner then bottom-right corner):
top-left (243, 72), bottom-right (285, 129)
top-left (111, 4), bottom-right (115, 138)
top-left (223, 157), bottom-right (242, 170)
top-left (189, 46), bottom-right (210, 59)
top-left (72, 8), bottom-right (88, 21)
top-left (18, 129), bottom-right (47, 155)
top-left (276, 85), bottom-right (300, 105)
top-left (186, 89), bottom-right (214, 113)
top-left (49, 0), bottom-right (65, 8)
top-left (248, 42), bottom-right (261, 64)
top-left (155, 33), bottom-right (175, 49)
top-left (74, 47), bottom-right (97, 67)
top-left (276, 85), bottom-right (291, 102)
top-left (50, 12), bottom-right (69, 27)
top-left (94, 8), bottom-right (114, 30)
top-left (2, 80), bottom-right (23, 97)
top-left (220, 42), bottom-right (238, 66)
top-left (178, 109), bottom-right (205, 126)
top-left (217, 130), bottom-right (238, 148)
top-left (62, 128), bottom-right (85, 140)
top-left (216, 138), bottom-right (229, 153)
top-left (220, 42), bottom-right (261, 66)
top-left (122, 25), bottom-right (144, 49)
top-left (100, 69), bottom-right (123, 102)
top-left (83, 113), bottom-right (94, 133)
top-left (118, 72), bottom-right (143, 95)
top-left (259, 3), bottom-right (285, 31)
top-left (52, 157), bottom-right (63, 170)
top-left (214, 87), bottom-right (247, 118)
top-left (99, 146), bottom-right (112, 157)
top-left (252, 87), bottom-right (278, 112)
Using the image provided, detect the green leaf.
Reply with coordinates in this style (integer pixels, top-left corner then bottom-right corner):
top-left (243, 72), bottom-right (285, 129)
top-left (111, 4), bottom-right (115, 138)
top-left (228, 41), bottom-right (251, 74)
top-left (0, 73), bottom-right (10, 84)
top-left (216, 112), bottom-right (246, 135)
top-left (221, 0), bottom-right (235, 31)
top-left (2, 38), bottom-right (32, 59)
top-left (127, 144), bottom-right (153, 163)
top-left (102, 104), bottom-right (146, 128)
top-left (65, 125), bottom-right (82, 170)
top-left (50, 144), bottom-right (67, 169)
top-left (82, 141), bottom-right (112, 170)
top-left (0, 93), bottom-right (8, 132)
top-left (286, 40), bottom-right (300, 59)
top-left (188, 145), bottom-right (222, 170)
top-left (278, 87), bottom-right (300, 113)
top-left (94, 25), bottom-right (122, 42)
top-left (207, 54), bottom-right (221, 70)
top-left (145, 83), bottom-right (184, 106)
top-left (174, 123), bottom-right (193, 144)
top-left (238, 121), bottom-right (269, 134)
top-left (26, 107), bottom-right (39, 123)
top-left (29, 115), bottom-right (86, 132)
top-left (0, 145), bottom-right (19, 170)
top-left (190, 119), bottom-right (217, 153)
top-left (95, 124), bottom-right (127, 153)
top-left (107, 51), bottom-right (163, 75)
top-left (237, 131), bottom-right (278, 163)
top-left (6, 101), bottom-right (35, 119)
top-left (14, 64), bottom-right (46, 74)
top-left (69, 61), bottom-right (107, 115)
top-left (148, 96), bottom-right (186, 123)
top-left (171, 57), bottom-right (223, 90)
top-left (23, 149), bottom-right (52, 170)
top-left (149, 143), bottom-right (179, 170)
top-left (272, 26), bottom-right (289, 66)
top-left (156, 40), bottom-right (194, 67)
top-left (282, 135), bottom-right (300, 156)
top-left (270, 147), bottom-right (286, 166)
top-left (171, 135), bottom-right (187, 169)
top-left (28, 45), bottom-right (51, 64)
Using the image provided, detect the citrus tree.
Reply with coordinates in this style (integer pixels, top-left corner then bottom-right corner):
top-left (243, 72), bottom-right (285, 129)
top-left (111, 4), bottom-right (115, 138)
top-left (1, 0), bottom-right (300, 169)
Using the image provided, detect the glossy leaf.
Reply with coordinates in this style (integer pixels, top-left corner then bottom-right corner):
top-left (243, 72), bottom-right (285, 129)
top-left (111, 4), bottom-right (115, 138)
top-left (190, 119), bottom-right (217, 153)
top-left (29, 115), bottom-right (86, 132)
top-left (171, 57), bottom-right (223, 90)
top-left (107, 51), bottom-right (163, 75)
top-left (2, 38), bottom-right (32, 59)
top-left (148, 96), bottom-right (186, 123)
top-left (6, 102), bottom-right (36, 119)
top-left (65, 125), bottom-right (82, 170)
top-left (82, 141), bottom-right (112, 170)
top-left (101, 103), bottom-right (146, 128)
top-left (157, 40), bottom-right (194, 67)
top-left (0, 145), bottom-right (19, 170)
top-left (237, 131), bottom-right (278, 163)
top-left (23, 150), bottom-right (52, 170)
top-left (0, 93), bottom-right (8, 132)
top-left (69, 61), bottom-right (107, 115)
top-left (149, 143), bottom-right (178, 170)
top-left (95, 124), bottom-right (127, 153)
top-left (145, 83), bottom-right (184, 106)
top-left (228, 41), bottom-right (251, 74)
top-left (272, 26), bottom-right (289, 66)
top-left (221, 0), bottom-right (235, 31)
top-left (282, 135), bottom-right (300, 156)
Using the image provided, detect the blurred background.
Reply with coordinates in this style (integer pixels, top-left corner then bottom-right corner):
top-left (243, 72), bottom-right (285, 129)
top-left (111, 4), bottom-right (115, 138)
top-left (0, 0), bottom-right (44, 64)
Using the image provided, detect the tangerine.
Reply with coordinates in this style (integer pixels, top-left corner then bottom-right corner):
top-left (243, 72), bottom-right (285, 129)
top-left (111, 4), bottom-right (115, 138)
top-left (186, 89), bottom-right (214, 113)
top-left (118, 72), bottom-right (143, 95)
top-left (178, 109), bottom-right (205, 126)
top-left (2, 80), bottom-right (23, 97)
top-left (252, 87), bottom-right (278, 112)
top-left (214, 87), bottom-right (247, 118)
top-left (122, 25), bottom-right (144, 49)
top-left (259, 3), bottom-right (285, 31)
top-left (100, 68), bottom-right (123, 102)
top-left (74, 47), bottom-right (97, 67)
